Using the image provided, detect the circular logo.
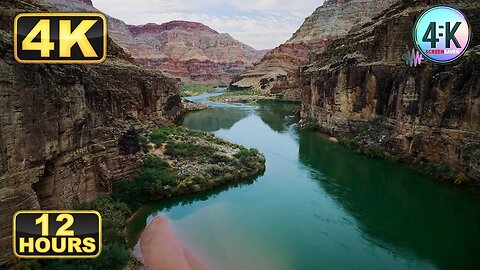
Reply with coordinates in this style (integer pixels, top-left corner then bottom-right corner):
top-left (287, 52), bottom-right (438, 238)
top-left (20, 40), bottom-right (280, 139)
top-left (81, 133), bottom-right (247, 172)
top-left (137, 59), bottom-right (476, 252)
top-left (413, 5), bottom-right (471, 64)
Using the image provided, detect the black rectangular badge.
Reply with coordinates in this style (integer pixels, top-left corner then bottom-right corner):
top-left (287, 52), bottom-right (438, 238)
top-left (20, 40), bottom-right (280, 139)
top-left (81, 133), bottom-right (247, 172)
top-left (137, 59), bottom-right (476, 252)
top-left (13, 211), bottom-right (102, 259)
top-left (14, 13), bottom-right (107, 64)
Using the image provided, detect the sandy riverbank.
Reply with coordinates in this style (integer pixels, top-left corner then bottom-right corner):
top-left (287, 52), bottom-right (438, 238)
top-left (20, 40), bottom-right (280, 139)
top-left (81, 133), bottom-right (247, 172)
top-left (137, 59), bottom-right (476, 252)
top-left (137, 216), bottom-right (209, 270)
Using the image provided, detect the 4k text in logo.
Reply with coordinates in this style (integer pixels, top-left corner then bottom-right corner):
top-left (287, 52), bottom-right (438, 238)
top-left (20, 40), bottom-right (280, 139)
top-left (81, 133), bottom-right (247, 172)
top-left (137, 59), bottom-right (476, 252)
top-left (14, 13), bottom-right (107, 64)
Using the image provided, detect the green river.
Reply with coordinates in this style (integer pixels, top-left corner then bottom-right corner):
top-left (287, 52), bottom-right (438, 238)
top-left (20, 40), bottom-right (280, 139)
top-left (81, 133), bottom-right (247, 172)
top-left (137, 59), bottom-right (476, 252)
top-left (128, 88), bottom-right (480, 270)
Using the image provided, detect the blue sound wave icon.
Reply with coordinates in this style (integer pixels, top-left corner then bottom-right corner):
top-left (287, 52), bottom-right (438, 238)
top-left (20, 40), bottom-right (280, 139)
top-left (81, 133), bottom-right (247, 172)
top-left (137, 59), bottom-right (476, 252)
top-left (402, 48), bottom-right (424, 67)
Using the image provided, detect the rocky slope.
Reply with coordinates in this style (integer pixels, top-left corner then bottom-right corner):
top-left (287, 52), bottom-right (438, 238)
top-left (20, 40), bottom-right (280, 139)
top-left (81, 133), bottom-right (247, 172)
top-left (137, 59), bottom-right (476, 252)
top-left (126, 21), bottom-right (266, 83)
top-left (44, 0), bottom-right (266, 83)
top-left (232, 0), bottom-right (397, 101)
top-left (300, 0), bottom-right (480, 181)
top-left (0, 0), bottom-right (182, 264)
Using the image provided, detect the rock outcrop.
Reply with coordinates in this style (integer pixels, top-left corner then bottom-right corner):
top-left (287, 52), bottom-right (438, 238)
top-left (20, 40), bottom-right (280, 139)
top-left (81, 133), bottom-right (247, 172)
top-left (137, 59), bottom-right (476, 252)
top-left (0, 0), bottom-right (182, 264)
top-left (232, 0), bottom-right (397, 101)
top-left (300, 0), bottom-right (480, 181)
top-left (43, 0), bottom-right (266, 83)
top-left (126, 21), bottom-right (266, 83)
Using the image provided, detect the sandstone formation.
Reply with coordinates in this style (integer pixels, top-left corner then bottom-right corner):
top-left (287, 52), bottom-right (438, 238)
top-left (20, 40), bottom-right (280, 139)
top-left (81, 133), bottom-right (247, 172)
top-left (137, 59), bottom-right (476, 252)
top-left (232, 0), bottom-right (397, 101)
top-left (0, 0), bottom-right (182, 264)
top-left (300, 0), bottom-right (480, 181)
top-left (43, 0), bottom-right (266, 83)
top-left (126, 22), bottom-right (266, 83)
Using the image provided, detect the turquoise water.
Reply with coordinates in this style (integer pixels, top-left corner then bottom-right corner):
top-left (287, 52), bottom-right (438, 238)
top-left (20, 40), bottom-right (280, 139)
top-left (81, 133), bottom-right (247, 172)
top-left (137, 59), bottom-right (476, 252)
top-left (130, 90), bottom-right (480, 270)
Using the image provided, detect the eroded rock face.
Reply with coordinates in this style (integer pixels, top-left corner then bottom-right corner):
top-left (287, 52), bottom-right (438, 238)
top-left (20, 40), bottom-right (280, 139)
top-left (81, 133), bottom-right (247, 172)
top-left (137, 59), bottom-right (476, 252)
top-left (126, 21), bottom-right (266, 83)
top-left (44, 0), bottom-right (266, 83)
top-left (77, 0), bottom-right (92, 5)
top-left (233, 0), bottom-right (397, 101)
top-left (301, 0), bottom-right (480, 180)
top-left (0, 0), bottom-right (182, 264)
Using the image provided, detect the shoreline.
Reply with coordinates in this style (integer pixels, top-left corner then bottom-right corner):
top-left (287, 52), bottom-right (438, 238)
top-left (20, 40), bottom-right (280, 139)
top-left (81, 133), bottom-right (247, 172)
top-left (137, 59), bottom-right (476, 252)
top-left (135, 216), bottom-right (210, 270)
top-left (207, 94), bottom-right (300, 104)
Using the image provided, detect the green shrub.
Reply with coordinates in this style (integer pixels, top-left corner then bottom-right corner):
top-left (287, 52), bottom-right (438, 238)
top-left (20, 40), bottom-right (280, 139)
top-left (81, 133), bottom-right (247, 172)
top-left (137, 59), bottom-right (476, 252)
top-left (361, 145), bottom-right (385, 159)
top-left (138, 134), bottom-right (149, 149)
top-left (165, 141), bottom-right (216, 158)
top-left (150, 127), bottom-right (185, 145)
top-left (192, 174), bottom-right (207, 184)
top-left (234, 148), bottom-right (259, 160)
top-left (212, 154), bottom-right (233, 163)
top-left (112, 158), bottom-right (177, 208)
top-left (112, 180), bottom-right (139, 208)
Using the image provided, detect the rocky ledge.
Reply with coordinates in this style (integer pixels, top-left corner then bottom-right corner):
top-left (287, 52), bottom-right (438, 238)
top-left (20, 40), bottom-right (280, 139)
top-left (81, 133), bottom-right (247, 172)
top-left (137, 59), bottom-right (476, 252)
top-left (300, 0), bottom-right (480, 182)
top-left (148, 127), bottom-right (265, 196)
top-left (232, 0), bottom-right (398, 101)
top-left (182, 99), bottom-right (209, 113)
top-left (113, 127), bottom-right (266, 206)
top-left (207, 89), bottom-right (287, 103)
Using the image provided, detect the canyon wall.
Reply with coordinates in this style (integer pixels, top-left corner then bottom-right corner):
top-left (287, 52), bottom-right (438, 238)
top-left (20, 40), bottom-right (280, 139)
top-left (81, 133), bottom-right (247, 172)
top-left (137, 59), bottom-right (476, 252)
top-left (43, 0), bottom-right (266, 83)
top-left (232, 0), bottom-right (398, 101)
top-left (126, 22), bottom-right (266, 83)
top-left (0, 0), bottom-right (182, 264)
top-left (300, 0), bottom-right (480, 180)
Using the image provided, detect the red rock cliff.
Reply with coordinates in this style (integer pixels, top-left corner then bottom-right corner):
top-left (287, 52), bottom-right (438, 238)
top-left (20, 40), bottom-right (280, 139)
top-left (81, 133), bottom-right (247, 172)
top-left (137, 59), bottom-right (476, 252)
top-left (125, 21), bottom-right (266, 83)
top-left (43, 0), bottom-right (267, 83)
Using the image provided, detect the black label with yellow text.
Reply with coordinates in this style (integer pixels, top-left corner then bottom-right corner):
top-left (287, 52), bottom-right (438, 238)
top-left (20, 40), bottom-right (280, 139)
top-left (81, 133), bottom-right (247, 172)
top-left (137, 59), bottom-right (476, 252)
top-left (14, 13), bottom-right (106, 64)
top-left (13, 211), bottom-right (102, 259)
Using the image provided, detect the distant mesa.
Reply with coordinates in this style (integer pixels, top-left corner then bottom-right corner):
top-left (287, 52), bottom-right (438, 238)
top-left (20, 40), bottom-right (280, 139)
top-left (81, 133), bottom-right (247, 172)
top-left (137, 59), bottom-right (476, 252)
top-left (121, 20), bottom-right (267, 83)
top-left (45, 0), bottom-right (267, 83)
top-left (128, 21), bottom-right (219, 36)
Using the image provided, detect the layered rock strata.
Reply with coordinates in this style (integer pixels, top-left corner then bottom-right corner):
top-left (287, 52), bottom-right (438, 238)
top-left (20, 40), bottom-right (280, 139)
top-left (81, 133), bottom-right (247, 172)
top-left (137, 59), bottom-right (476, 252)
top-left (0, 0), bottom-right (182, 264)
top-left (232, 0), bottom-right (397, 101)
top-left (43, 0), bottom-right (266, 83)
top-left (300, 0), bottom-right (480, 180)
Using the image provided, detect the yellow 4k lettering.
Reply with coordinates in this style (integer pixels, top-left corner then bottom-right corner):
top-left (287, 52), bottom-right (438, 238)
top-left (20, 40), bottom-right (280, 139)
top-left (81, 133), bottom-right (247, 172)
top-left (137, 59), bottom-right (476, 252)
top-left (22, 19), bottom-right (54, 57)
top-left (14, 13), bottom-right (106, 63)
top-left (59, 20), bottom-right (98, 58)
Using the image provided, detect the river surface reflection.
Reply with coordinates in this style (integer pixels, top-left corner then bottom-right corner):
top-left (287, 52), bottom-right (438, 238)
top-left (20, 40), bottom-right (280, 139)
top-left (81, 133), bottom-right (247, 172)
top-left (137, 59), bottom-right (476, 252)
top-left (129, 90), bottom-right (480, 270)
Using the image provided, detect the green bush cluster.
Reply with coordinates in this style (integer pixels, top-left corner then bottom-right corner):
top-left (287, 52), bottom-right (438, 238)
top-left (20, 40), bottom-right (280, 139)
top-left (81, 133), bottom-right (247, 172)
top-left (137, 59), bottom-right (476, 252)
top-left (150, 127), bottom-right (186, 145)
top-left (339, 136), bottom-right (360, 151)
top-left (113, 155), bottom-right (177, 209)
top-left (234, 148), bottom-right (261, 162)
top-left (165, 141), bottom-right (216, 159)
top-left (360, 145), bottom-right (386, 159)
